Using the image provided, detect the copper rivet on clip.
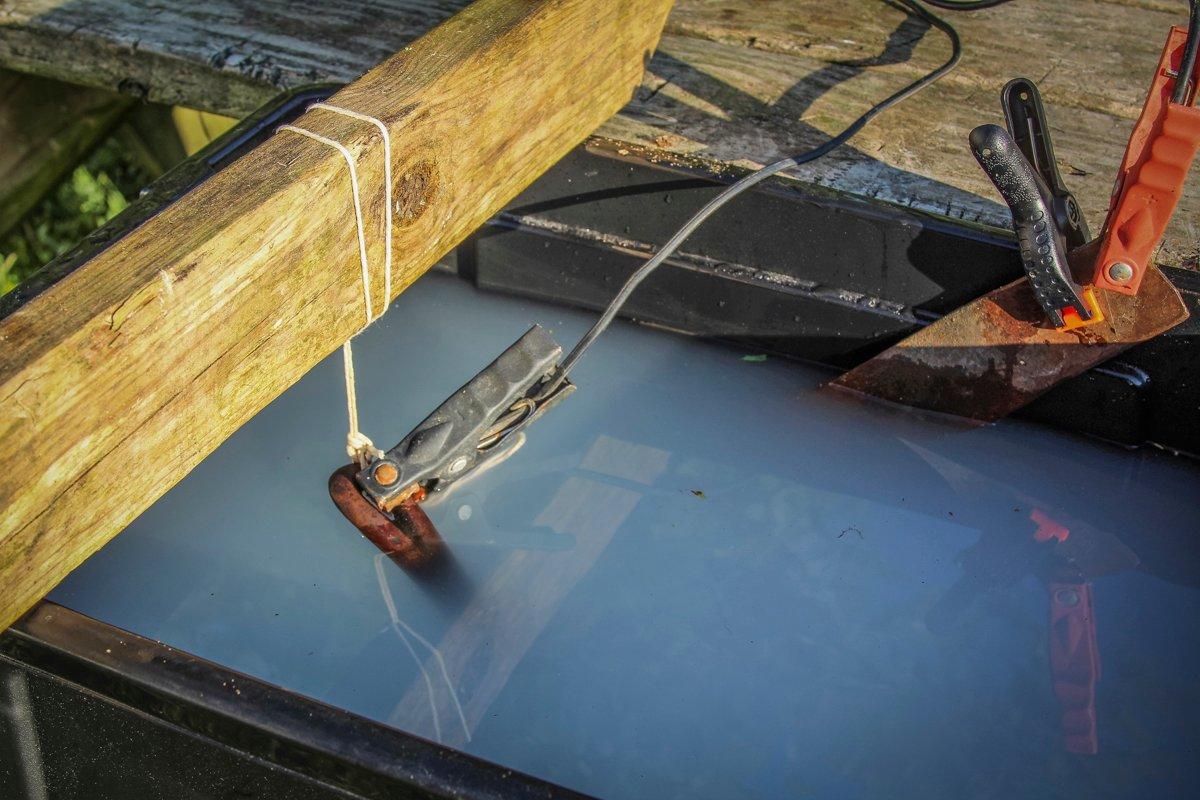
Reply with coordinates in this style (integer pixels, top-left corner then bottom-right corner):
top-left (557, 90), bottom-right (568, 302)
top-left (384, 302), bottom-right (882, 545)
top-left (373, 462), bottom-right (399, 486)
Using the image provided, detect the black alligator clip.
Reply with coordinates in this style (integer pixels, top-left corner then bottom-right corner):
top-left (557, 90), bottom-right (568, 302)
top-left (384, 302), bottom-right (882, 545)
top-left (970, 78), bottom-right (1100, 329)
top-left (329, 325), bottom-right (574, 569)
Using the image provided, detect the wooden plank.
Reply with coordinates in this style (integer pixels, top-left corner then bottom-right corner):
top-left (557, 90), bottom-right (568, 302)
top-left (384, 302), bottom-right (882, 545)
top-left (0, 1), bottom-right (1196, 266)
top-left (0, 69), bottom-right (131, 238)
top-left (623, 0), bottom-right (1200, 266)
top-left (0, 0), bottom-right (674, 630)
top-left (0, 0), bottom-right (467, 113)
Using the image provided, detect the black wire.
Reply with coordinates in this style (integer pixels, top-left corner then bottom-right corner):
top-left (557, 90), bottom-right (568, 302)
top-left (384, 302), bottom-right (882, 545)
top-left (547, 0), bottom-right (991, 388)
top-left (1173, 0), bottom-right (1200, 104)
top-left (920, 0), bottom-right (1013, 9)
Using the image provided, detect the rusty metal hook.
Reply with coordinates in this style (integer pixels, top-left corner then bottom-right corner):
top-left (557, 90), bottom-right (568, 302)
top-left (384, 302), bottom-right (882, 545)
top-left (328, 464), bottom-right (444, 570)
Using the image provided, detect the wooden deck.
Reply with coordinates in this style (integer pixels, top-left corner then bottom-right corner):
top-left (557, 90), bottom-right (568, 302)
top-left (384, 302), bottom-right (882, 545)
top-left (1, 0), bottom-right (1196, 266)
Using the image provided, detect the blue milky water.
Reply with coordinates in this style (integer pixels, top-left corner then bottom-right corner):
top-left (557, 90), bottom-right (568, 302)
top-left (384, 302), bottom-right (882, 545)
top-left (50, 271), bottom-right (1200, 799)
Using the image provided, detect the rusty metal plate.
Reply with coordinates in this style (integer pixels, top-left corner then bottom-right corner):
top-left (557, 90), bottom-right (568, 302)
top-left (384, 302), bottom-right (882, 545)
top-left (830, 250), bottom-right (1190, 422)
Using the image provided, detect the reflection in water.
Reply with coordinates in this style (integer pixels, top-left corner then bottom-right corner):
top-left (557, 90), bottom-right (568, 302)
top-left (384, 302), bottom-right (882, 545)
top-left (1048, 577), bottom-right (1100, 754)
top-left (906, 444), bottom-right (1144, 756)
top-left (387, 472), bottom-right (642, 746)
top-left (374, 553), bottom-right (470, 744)
top-left (49, 272), bottom-right (1200, 799)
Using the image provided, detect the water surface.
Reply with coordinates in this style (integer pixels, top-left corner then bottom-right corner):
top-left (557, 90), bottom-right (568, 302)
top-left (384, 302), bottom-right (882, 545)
top-left (52, 271), bottom-right (1200, 799)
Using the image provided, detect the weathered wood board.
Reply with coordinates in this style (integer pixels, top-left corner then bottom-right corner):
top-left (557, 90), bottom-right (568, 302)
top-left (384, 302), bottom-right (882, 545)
top-left (0, 0), bottom-right (1196, 266)
top-left (0, 0), bottom-right (674, 630)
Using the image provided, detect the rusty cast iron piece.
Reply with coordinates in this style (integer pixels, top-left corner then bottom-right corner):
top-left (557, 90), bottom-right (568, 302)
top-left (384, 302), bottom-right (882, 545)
top-left (830, 243), bottom-right (1190, 422)
top-left (833, 69), bottom-right (1194, 424)
top-left (328, 464), bottom-right (444, 570)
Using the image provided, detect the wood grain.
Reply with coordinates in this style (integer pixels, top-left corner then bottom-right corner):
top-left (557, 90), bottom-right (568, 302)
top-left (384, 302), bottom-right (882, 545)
top-left (0, 0), bottom-right (1195, 265)
top-left (0, 0), bottom-right (674, 629)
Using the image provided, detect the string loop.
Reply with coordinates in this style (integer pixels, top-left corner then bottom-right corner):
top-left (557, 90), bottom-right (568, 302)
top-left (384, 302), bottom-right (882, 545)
top-left (278, 104), bottom-right (394, 466)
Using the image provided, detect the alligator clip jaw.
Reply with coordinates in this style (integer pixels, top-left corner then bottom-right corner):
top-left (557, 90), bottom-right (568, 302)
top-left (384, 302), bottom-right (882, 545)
top-left (329, 325), bottom-right (574, 567)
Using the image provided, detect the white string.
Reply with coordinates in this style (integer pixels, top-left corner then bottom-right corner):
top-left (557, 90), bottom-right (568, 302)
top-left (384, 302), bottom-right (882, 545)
top-left (339, 341), bottom-right (379, 463)
top-left (308, 103), bottom-right (393, 303)
top-left (277, 124), bottom-right (377, 323)
top-left (278, 105), bottom-right (394, 466)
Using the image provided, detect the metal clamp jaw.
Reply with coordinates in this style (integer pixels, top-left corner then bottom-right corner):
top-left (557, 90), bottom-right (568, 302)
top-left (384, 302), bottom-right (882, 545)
top-left (329, 325), bottom-right (574, 568)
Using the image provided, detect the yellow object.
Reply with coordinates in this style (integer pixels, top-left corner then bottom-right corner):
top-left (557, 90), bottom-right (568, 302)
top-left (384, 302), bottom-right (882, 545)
top-left (1058, 287), bottom-right (1105, 331)
top-left (171, 107), bottom-right (237, 155)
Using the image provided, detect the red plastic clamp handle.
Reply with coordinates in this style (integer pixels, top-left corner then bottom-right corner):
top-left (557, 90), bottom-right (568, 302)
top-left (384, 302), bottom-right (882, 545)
top-left (1094, 26), bottom-right (1200, 295)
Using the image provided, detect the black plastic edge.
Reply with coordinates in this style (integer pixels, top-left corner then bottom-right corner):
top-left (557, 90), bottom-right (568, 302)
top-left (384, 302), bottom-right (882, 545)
top-left (1, 602), bottom-right (592, 800)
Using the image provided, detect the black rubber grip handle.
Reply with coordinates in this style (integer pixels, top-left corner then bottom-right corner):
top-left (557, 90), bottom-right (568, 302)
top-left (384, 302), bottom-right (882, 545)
top-left (1001, 78), bottom-right (1089, 250)
top-left (1002, 79), bottom-right (1066, 195)
top-left (969, 124), bottom-right (1091, 327)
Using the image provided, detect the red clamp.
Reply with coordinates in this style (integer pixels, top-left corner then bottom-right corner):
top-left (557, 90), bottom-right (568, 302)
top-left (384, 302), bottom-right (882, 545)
top-left (1048, 581), bottom-right (1100, 755)
top-left (1093, 26), bottom-right (1200, 295)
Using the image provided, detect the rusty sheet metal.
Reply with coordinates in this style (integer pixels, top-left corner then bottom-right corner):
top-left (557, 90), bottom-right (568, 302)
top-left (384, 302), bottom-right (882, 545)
top-left (830, 245), bottom-right (1189, 422)
top-left (328, 464), bottom-right (444, 570)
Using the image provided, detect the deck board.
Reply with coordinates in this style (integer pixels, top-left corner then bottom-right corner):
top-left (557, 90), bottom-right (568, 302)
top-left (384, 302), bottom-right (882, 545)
top-left (0, 0), bottom-right (1196, 265)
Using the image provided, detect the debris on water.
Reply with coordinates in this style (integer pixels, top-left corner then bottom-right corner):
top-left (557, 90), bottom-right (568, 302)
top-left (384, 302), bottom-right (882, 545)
top-left (742, 354), bottom-right (768, 362)
top-left (839, 526), bottom-right (864, 540)
top-left (691, 489), bottom-right (706, 499)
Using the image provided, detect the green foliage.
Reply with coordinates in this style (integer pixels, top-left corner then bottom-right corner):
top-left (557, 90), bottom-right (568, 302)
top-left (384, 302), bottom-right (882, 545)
top-left (1, 137), bottom-right (152, 295)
